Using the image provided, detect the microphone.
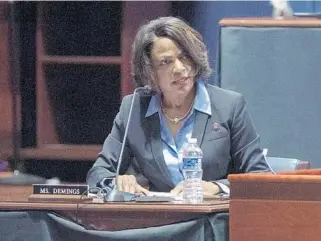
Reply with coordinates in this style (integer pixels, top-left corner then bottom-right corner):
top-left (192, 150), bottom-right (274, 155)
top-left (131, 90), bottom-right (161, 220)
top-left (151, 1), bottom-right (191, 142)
top-left (104, 85), bottom-right (154, 202)
top-left (262, 148), bottom-right (276, 175)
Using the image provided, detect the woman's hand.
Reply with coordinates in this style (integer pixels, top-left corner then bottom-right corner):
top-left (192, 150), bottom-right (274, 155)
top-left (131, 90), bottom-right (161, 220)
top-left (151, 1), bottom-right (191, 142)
top-left (170, 180), bottom-right (220, 196)
top-left (118, 175), bottom-right (149, 195)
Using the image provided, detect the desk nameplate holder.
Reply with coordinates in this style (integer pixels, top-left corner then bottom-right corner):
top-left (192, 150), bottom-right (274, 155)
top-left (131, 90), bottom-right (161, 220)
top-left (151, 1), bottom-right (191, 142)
top-left (28, 184), bottom-right (92, 202)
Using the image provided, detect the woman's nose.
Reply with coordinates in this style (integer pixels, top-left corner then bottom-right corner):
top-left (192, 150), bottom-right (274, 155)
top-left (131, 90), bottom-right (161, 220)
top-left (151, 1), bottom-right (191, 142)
top-left (173, 59), bottom-right (185, 74)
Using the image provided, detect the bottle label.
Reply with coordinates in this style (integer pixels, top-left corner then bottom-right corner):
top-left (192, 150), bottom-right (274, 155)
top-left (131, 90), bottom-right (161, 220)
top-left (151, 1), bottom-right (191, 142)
top-left (182, 158), bottom-right (201, 169)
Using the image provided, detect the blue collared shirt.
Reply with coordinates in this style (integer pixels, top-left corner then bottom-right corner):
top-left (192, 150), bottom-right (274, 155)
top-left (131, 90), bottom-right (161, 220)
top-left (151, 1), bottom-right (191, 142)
top-left (145, 80), bottom-right (211, 185)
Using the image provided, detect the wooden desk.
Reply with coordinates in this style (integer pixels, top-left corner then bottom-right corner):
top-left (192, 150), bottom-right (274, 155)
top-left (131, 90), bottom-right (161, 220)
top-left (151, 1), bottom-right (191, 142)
top-left (219, 17), bottom-right (321, 27)
top-left (0, 183), bottom-right (229, 231)
top-left (229, 169), bottom-right (321, 241)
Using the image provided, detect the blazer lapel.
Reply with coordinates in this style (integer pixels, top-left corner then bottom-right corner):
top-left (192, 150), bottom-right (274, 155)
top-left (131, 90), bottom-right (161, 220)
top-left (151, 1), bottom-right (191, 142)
top-left (146, 114), bottom-right (174, 189)
top-left (192, 111), bottom-right (209, 146)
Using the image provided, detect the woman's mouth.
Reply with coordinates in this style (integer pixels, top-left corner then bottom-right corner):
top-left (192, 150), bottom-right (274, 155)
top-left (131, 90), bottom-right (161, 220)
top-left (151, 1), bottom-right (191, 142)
top-left (173, 77), bottom-right (189, 85)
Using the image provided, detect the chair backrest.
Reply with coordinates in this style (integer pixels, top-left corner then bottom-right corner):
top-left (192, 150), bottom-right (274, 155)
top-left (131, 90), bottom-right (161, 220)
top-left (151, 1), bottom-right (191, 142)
top-left (266, 156), bottom-right (311, 173)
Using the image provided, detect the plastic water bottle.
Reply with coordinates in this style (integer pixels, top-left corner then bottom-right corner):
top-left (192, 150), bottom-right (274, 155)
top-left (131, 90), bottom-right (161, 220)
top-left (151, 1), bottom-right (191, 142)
top-left (182, 138), bottom-right (203, 203)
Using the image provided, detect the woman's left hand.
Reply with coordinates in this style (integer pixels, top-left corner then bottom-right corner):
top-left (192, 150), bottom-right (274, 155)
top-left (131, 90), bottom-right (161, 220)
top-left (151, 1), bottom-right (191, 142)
top-left (170, 180), bottom-right (220, 196)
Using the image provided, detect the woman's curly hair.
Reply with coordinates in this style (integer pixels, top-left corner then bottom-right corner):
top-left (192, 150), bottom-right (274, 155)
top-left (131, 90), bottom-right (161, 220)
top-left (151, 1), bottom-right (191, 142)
top-left (131, 16), bottom-right (212, 90)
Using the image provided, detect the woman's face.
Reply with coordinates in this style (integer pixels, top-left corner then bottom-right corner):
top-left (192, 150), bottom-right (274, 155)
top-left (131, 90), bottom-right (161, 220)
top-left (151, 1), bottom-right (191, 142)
top-left (151, 37), bottom-right (195, 97)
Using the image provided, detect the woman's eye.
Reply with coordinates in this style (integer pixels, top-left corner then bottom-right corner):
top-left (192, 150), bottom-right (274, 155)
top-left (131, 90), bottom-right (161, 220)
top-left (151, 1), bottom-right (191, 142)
top-left (160, 59), bottom-right (171, 65)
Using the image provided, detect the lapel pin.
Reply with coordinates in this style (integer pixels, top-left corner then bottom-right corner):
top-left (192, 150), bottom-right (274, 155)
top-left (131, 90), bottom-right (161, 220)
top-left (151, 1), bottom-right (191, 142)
top-left (212, 122), bottom-right (220, 132)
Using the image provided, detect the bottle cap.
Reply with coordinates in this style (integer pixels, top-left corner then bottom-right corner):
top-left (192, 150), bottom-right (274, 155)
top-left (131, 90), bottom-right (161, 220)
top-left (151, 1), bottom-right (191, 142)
top-left (188, 138), bottom-right (197, 144)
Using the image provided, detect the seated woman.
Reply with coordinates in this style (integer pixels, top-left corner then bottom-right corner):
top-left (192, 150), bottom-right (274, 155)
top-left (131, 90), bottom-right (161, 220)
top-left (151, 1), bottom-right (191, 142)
top-left (86, 16), bottom-right (270, 196)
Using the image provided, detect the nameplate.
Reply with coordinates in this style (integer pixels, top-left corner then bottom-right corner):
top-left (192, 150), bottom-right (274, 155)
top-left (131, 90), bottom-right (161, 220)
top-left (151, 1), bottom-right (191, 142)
top-left (33, 184), bottom-right (89, 196)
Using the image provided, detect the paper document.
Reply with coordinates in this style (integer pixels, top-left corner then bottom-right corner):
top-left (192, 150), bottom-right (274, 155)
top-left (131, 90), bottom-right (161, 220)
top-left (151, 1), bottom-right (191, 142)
top-left (147, 192), bottom-right (174, 197)
top-left (147, 191), bottom-right (183, 201)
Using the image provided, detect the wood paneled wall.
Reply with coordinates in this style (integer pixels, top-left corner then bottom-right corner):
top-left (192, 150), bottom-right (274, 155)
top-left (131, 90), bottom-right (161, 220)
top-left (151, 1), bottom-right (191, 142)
top-left (0, 3), bottom-right (14, 160)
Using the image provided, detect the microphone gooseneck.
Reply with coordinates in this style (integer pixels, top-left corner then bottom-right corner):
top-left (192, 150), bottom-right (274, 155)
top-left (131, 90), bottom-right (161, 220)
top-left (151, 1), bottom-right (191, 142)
top-left (264, 156), bottom-right (276, 175)
top-left (104, 86), bottom-right (154, 202)
top-left (262, 148), bottom-right (276, 175)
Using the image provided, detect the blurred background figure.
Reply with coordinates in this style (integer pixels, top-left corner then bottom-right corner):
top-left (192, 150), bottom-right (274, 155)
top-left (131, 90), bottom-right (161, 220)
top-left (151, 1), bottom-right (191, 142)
top-left (270, 0), bottom-right (293, 18)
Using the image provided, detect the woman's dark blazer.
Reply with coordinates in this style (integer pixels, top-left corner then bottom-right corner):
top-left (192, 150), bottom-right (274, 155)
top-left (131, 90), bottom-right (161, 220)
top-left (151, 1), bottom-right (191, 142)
top-left (87, 84), bottom-right (270, 191)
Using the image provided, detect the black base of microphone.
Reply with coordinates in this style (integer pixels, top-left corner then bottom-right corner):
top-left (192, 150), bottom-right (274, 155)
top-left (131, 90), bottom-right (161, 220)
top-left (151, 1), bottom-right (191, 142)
top-left (104, 186), bottom-right (137, 202)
